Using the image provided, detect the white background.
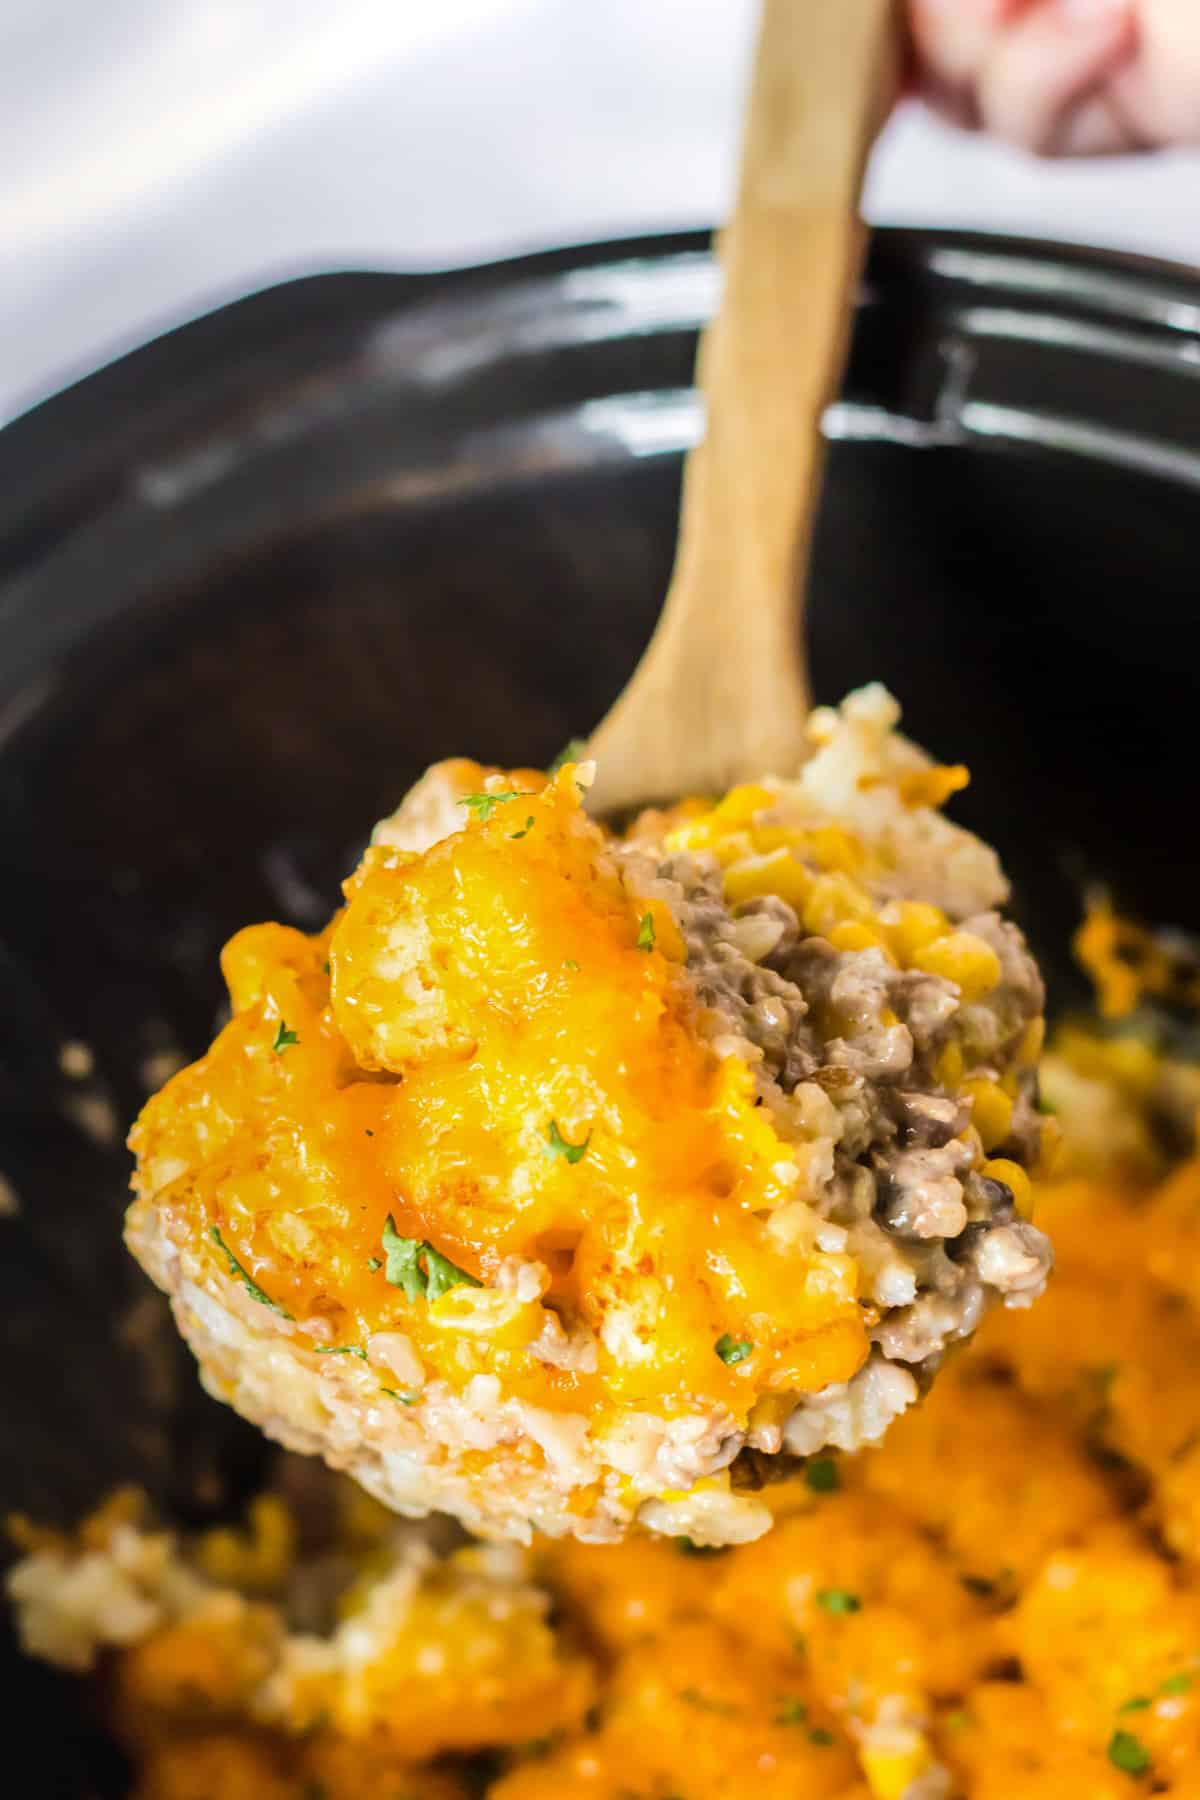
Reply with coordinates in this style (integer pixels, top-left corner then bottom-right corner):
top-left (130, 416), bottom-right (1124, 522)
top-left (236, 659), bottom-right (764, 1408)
top-left (6, 0), bottom-right (1200, 425)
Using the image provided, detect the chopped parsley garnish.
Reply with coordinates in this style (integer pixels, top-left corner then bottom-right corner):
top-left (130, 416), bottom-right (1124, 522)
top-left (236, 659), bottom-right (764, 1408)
top-left (314, 1344), bottom-right (367, 1359)
top-left (510, 816), bottom-right (536, 840)
top-left (714, 1334), bottom-right (753, 1366)
top-left (808, 1728), bottom-right (835, 1747)
top-left (546, 1120), bottom-right (591, 1164)
top-left (364, 1128), bottom-right (374, 1137)
top-left (675, 1537), bottom-right (727, 1558)
top-left (1118, 1696), bottom-right (1152, 1715)
top-left (321, 960), bottom-right (331, 976)
top-left (380, 1215), bottom-right (480, 1302)
top-left (209, 1226), bottom-right (291, 1318)
top-left (459, 790), bottom-right (535, 823)
top-left (381, 1387), bottom-right (420, 1404)
top-left (815, 1587), bottom-right (861, 1616)
top-left (272, 1020), bottom-right (300, 1054)
top-left (945, 1710), bottom-right (974, 1733)
top-left (805, 1457), bottom-right (840, 1493)
top-left (548, 738), bottom-right (587, 775)
top-left (367, 1256), bottom-right (382, 1272)
top-left (1108, 1729), bottom-right (1151, 1777)
top-left (1161, 1672), bottom-right (1193, 1696)
top-left (423, 1242), bottom-right (480, 1300)
top-left (564, 959), bottom-right (580, 972)
top-left (636, 911), bottom-right (656, 951)
top-left (775, 1699), bottom-right (808, 1725)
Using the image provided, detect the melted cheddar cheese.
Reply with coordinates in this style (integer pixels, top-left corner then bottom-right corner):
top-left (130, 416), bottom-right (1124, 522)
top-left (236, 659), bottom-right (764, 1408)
top-left (131, 767), bottom-right (867, 1433)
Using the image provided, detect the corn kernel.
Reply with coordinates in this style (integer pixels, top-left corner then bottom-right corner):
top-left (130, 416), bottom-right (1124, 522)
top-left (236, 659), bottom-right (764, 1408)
top-left (1019, 1017), bottom-right (1045, 1064)
top-left (669, 784), bottom-right (777, 856)
top-left (898, 763), bottom-right (970, 810)
top-left (751, 822), bottom-right (807, 855)
top-left (829, 920), bottom-right (893, 959)
top-left (196, 1494), bottom-right (296, 1590)
top-left (912, 931), bottom-right (1002, 1002)
top-left (427, 1286), bottom-right (544, 1349)
top-left (861, 1732), bottom-right (935, 1800)
top-left (936, 1042), bottom-right (965, 1090)
top-left (803, 873), bottom-right (875, 936)
top-left (962, 1078), bottom-right (1014, 1152)
top-left (981, 1157), bottom-right (1034, 1220)
top-left (663, 819), bottom-right (714, 855)
top-left (808, 825), bottom-right (865, 874)
top-left (714, 784), bottom-right (778, 827)
top-left (746, 1392), bottom-right (795, 1437)
top-left (723, 848), bottom-right (811, 911)
top-left (883, 901), bottom-right (948, 965)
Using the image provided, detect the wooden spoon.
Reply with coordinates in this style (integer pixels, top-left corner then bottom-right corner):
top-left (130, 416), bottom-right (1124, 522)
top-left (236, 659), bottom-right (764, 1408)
top-left (585, 0), bottom-right (899, 817)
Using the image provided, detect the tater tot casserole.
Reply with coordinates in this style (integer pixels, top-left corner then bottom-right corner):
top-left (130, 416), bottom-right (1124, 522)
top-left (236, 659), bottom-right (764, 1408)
top-left (122, 688), bottom-right (1048, 1548)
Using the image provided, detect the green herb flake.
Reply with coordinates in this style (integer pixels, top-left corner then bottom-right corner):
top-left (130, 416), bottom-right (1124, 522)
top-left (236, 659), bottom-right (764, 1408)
top-left (808, 1728), bottom-right (835, 1747)
top-left (774, 1699), bottom-right (808, 1726)
top-left (805, 1457), bottom-right (840, 1494)
top-left (321, 960), bottom-right (331, 976)
top-left (381, 1387), bottom-right (421, 1405)
top-left (1108, 1729), bottom-right (1151, 1777)
top-left (367, 1256), bottom-right (382, 1272)
top-left (714, 1334), bottom-right (753, 1366)
top-left (1160, 1672), bottom-right (1193, 1697)
top-left (209, 1226), bottom-right (291, 1318)
top-left (674, 1537), bottom-right (726, 1558)
top-left (546, 1120), bottom-right (591, 1164)
top-left (272, 1020), bottom-right (300, 1054)
top-left (459, 790), bottom-right (535, 824)
top-left (636, 911), bottom-right (656, 951)
top-left (381, 1214), bottom-right (425, 1301)
top-left (815, 1588), bottom-right (861, 1616)
top-left (548, 738), bottom-right (587, 776)
top-left (314, 1344), bottom-right (367, 1359)
top-left (1118, 1696), bottom-right (1152, 1715)
top-left (564, 959), bottom-right (580, 972)
top-left (423, 1242), bottom-right (480, 1300)
top-left (380, 1214), bottom-right (480, 1303)
top-left (510, 816), bottom-right (536, 840)
top-left (944, 1710), bottom-right (974, 1733)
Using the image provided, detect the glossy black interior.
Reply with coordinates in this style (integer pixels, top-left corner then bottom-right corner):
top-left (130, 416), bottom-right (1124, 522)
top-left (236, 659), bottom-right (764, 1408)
top-left (4, 228), bottom-right (1200, 1793)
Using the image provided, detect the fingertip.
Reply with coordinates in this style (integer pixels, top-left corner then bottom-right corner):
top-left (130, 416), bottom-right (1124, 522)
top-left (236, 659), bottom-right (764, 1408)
top-left (976, 0), bottom-right (1136, 154)
top-left (1046, 90), bottom-right (1134, 154)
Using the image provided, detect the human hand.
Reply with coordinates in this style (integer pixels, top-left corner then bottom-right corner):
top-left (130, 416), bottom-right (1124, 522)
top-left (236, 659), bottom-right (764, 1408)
top-left (908, 0), bottom-right (1200, 154)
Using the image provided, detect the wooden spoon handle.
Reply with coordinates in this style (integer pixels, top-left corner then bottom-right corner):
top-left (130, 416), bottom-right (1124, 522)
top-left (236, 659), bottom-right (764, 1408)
top-left (587, 0), bottom-right (899, 815)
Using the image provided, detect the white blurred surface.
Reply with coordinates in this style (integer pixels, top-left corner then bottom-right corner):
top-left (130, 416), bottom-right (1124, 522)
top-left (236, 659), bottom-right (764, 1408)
top-left (5, 0), bottom-right (1200, 424)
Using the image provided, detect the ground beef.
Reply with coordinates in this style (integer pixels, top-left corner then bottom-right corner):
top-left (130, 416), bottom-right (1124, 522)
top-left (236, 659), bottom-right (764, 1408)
top-left (621, 845), bottom-right (1053, 1387)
